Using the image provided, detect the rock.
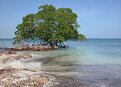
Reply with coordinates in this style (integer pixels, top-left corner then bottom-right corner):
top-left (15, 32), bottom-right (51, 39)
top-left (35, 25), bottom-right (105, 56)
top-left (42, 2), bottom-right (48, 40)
top-left (33, 46), bottom-right (40, 51)
top-left (0, 68), bottom-right (49, 87)
top-left (4, 50), bottom-right (16, 54)
top-left (51, 45), bottom-right (58, 49)
top-left (0, 50), bottom-right (54, 87)
top-left (0, 53), bottom-right (32, 63)
top-left (5, 45), bottom-right (59, 51)
top-left (0, 68), bottom-right (16, 74)
top-left (0, 50), bottom-right (16, 56)
top-left (43, 46), bottom-right (51, 50)
top-left (0, 69), bottom-right (6, 74)
top-left (53, 45), bottom-right (59, 49)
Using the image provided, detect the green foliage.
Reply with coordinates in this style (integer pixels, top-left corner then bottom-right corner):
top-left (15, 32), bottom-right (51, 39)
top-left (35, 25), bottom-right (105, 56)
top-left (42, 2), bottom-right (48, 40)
top-left (14, 4), bottom-right (86, 46)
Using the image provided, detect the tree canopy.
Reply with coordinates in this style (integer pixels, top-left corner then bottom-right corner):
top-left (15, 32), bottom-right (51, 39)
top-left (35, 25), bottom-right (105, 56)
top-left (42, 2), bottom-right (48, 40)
top-left (14, 4), bottom-right (86, 47)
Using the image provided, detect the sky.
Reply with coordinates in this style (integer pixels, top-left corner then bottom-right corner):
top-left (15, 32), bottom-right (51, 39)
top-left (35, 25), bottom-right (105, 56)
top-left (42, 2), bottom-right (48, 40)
top-left (0, 0), bottom-right (121, 38)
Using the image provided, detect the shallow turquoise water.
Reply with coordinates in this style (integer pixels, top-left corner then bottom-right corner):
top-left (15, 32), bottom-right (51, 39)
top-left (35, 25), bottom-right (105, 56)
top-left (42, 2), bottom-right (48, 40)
top-left (0, 38), bottom-right (13, 48)
top-left (0, 38), bottom-right (121, 65)
top-left (1, 38), bottom-right (121, 86)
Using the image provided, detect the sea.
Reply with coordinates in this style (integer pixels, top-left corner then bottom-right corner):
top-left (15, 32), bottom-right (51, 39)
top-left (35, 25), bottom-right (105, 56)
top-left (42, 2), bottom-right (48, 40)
top-left (0, 38), bottom-right (121, 87)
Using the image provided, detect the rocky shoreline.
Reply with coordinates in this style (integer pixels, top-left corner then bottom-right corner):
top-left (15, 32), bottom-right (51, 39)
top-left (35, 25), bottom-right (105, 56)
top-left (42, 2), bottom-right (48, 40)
top-left (5, 45), bottom-right (59, 51)
top-left (0, 50), bottom-right (56, 87)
